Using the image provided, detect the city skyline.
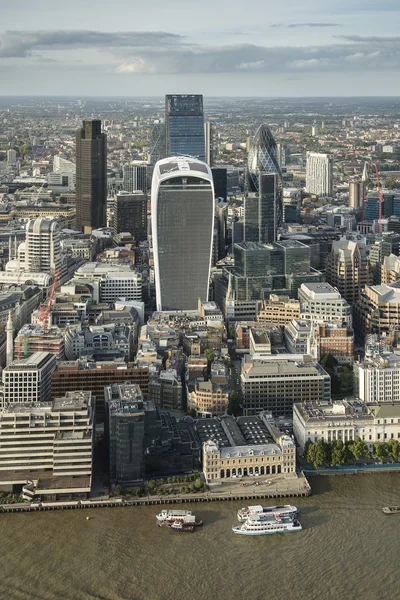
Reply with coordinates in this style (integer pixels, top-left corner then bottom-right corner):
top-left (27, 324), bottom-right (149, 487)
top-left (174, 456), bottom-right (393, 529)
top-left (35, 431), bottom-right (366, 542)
top-left (1, 0), bottom-right (400, 96)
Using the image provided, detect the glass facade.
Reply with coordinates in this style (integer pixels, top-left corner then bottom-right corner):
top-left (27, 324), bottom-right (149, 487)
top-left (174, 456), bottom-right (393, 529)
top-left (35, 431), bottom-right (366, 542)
top-left (154, 170), bottom-right (214, 311)
top-left (165, 95), bottom-right (205, 161)
top-left (247, 124), bottom-right (282, 192)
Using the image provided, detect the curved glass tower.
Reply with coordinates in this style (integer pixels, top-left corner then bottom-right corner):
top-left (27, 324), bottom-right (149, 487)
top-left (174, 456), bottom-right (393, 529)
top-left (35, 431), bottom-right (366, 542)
top-left (247, 124), bottom-right (281, 192)
top-left (152, 156), bottom-right (215, 311)
top-left (246, 124), bottom-right (283, 243)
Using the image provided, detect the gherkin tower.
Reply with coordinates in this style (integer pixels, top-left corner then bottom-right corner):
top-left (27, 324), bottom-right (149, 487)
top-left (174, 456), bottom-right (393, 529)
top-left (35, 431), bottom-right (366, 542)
top-left (247, 124), bottom-right (282, 192)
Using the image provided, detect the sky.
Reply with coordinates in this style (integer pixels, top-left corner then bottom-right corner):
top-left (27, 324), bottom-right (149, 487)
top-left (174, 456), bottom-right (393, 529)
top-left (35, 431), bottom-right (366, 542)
top-left (1, 0), bottom-right (400, 96)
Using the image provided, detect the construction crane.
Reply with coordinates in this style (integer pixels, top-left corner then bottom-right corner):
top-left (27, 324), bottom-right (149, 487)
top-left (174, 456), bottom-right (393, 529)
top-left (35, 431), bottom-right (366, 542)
top-left (361, 161), bottom-right (369, 226)
top-left (373, 162), bottom-right (384, 234)
top-left (39, 269), bottom-right (60, 330)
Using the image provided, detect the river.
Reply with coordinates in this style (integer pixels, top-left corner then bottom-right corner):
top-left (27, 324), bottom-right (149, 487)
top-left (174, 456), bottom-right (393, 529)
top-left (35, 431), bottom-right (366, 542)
top-left (1, 473), bottom-right (399, 600)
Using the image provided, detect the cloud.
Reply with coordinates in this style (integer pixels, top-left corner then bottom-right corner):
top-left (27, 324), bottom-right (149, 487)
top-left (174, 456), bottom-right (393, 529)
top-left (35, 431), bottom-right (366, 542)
top-left (271, 23), bottom-right (342, 28)
top-left (116, 59), bottom-right (156, 74)
top-left (0, 30), bottom-right (183, 58)
top-left (336, 35), bottom-right (400, 43)
top-left (236, 60), bottom-right (265, 71)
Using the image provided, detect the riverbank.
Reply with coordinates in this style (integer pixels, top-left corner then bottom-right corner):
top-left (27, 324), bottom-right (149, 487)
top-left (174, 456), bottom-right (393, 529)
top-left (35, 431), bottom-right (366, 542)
top-left (1, 474), bottom-right (311, 513)
top-left (304, 462), bottom-right (400, 476)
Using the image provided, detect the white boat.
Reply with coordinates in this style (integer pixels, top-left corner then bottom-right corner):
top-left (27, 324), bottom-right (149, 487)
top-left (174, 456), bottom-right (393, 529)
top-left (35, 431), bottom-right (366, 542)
top-left (237, 504), bottom-right (298, 522)
top-left (156, 509), bottom-right (193, 524)
top-left (232, 514), bottom-right (302, 536)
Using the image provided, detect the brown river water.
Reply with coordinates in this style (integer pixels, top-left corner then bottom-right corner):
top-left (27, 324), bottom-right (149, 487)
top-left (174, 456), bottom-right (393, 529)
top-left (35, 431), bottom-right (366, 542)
top-left (1, 474), bottom-right (399, 600)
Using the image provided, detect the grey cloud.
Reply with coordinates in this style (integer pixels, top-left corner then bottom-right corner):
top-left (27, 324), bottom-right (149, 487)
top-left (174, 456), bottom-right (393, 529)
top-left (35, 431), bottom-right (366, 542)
top-left (271, 23), bottom-right (342, 28)
top-left (0, 30), bottom-right (183, 58)
top-left (336, 35), bottom-right (400, 42)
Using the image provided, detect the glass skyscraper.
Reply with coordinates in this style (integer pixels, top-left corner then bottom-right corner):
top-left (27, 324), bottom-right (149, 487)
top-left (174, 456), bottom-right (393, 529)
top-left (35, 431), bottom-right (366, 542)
top-left (247, 124), bottom-right (282, 192)
top-left (165, 95), bottom-right (205, 161)
top-left (152, 157), bottom-right (214, 311)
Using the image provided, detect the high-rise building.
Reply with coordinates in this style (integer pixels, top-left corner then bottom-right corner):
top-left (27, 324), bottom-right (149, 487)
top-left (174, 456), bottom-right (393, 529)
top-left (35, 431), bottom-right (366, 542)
top-left (247, 124), bottom-right (282, 192)
top-left (25, 217), bottom-right (61, 275)
top-left (6, 149), bottom-right (17, 164)
top-left (306, 152), bottom-right (333, 197)
top-left (148, 121), bottom-right (166, 165)
top-left (165, 95), bottom-right (205, 161)
top-left (75, 119), bottom-right (107, 233)
top-left (152, 156), bottom-right (214, 311)
top-left (122, 162), bottom-right (147, 193)
top-left (2, 352), bottom-right (57, 407)
top-left (246, 124), bottom-right (282, 242)
top-left (349, 181), bottom-right (363, 209)
top-left (113, 191), bottom-right (147, 242)
top-left (204, 120), bottom-right (213, 165)
top-left (325, 239), bottom-right (370, 304)
top-left (211, 167), bottom-right (228, 200)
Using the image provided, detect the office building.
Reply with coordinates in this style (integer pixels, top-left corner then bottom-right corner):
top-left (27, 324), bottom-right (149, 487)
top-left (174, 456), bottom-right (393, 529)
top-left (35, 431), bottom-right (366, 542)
top-left (75, 119), bottom-right (107, 233)
top-left (71, 262), bottom-right (142, 304)
top-left (199, 414), bottom-right (296, 483)
top-left (211, 168), bottom-right (228, 200)
top-left (0, 391), bottom-right (94, 500)
top-left (293, 400), bottom-right (400, 454)
top-left (165, 95), bottom-right (205, 160)
top-left (247, 124), bottom-right (282, 192)
top-left (349, 182), bottom-right (363, 209)
top-left (105, 383), bottom-right (200, 483)
top-left (122, 162), bottom-right (147, 193)
top-left (53, 155), bottom-right (75, 173)
top-left (148, 121), bottom-right (166, 165)
top-left (51, 360), bottom-right (149, 421)
top-left (354, 281), bottom-right (400, 341)
top-left (298, 282), bottom-right (352, 326)
top-left (14, 323), bottom-right (65, 360)
top-left (257, 295), bottom-right (301, 326)
top-left (113, 191), bottom-right (147, 242)
top-left (358, 354), bottom-right (400, 404)
top-left (25, 217), bottom-right (61, 275)
top-left (152, 156), bottom-right (214, 311)
top-left (150, 369), bottom-right (183, 411)
top-left (244, 173), bottom-right (281, 244)
top-left (204, 120), bottom-right (213, 165)
top-left (240, 354), bottom-right (331, 415)
top-left (2, 352), bottom-right (57, 407)
top-left (306, 152), bottom-right (333, 197)
top-left (326, 238), bottom-right (370, 304)
top-left (6, 149), bottom-right (17, 164)
top-left (381, 254), bottom-right (400, 284)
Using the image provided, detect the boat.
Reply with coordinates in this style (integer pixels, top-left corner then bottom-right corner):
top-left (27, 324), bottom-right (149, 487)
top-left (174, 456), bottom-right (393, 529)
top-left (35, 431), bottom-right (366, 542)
top-left (169, 520), bottom-right (195, 533)
top-left (382, 506), bottom-right (400, 514)
top-left (237, 504), bottom-right (298, 522)
top-left (156, 509), bottom-right (193, 523)
top-left (156, 509), bottom-right (202, 526)
top-left (232, 514), bottom-right (302, 536)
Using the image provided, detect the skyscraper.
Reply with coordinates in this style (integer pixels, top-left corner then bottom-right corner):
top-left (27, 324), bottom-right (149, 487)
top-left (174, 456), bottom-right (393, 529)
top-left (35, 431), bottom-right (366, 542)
top-left (165, 95), bottom-right (205, 161)
top-left (247, 124), bottom-right (282, 192)
top-left (113, 191), bottom-right (147, 242)
top-left (122, 162), bottom-right (147, 193)
top-left (204, 120), bottom-right (213, 165)
top-left (25, 217), bottom-right (61, 275)
top-left (246, 124), bottom-right (282, 243)
top-left (75, 119), bottom-right (107, 233)
top-left (306, 152), bottom-right (333, 197)
top-left (148, 122), bottom-right (166, 165)
top-left (152, 156), bottom-right (214, 311)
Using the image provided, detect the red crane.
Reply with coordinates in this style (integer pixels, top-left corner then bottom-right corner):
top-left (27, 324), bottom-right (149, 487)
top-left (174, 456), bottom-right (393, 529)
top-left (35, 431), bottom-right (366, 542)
top-left (39, 269), bottom-right (60, 329)
top-left (373, 162), bottom-right (384, 234)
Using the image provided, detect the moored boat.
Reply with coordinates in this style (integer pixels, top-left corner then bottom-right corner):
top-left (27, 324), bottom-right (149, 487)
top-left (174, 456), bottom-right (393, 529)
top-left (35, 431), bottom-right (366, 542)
top-left (237, 504), bottom-right (298, 522)
top-left (382, 506), bottom-right (400, 514)
top-left (169, 520), bottom-right (195, 533)
top-left (156, 509), bottom-right (202, 526)
top-left (233, 513), bottom-right (302, 536)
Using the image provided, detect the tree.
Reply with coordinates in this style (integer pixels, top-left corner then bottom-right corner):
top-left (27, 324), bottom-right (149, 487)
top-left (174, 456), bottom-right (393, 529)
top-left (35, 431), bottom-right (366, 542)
top-left (204, 349), bottom-right (216, 364)
top-left (115, 484), bottom-right (122, 497)
top-left (330, 440), bottom-right (347, 466)
top-left (338, 366), bottom-right (354, 393)
top-left (387, 439), bottom-right (400, 463)
top-left (306, 440), bottom-right (328, 469)
top-left (194, 477), bottom-right (203, 490)
top-left (348, 437), bottom-right (368, 461)
top-left (320, 354), bottom-right (338, 370)
top-left (227, 390), bottom-right (242, 416)
top-left (148, 479), bottom-right (157, 491)
top-left (373, 442), bottom-right (388, 462)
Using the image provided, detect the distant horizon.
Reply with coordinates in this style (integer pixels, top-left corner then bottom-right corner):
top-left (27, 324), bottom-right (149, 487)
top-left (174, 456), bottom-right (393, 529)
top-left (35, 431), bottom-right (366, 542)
top-left (0, 94), bottom-right (400, 100)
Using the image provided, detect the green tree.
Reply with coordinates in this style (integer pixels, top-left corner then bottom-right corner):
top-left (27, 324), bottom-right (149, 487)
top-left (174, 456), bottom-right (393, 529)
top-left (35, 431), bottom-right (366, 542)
top-left (320, 354), bottom-right (338, 370)
top-left (330, 440), bottom-right (347, 466)
top-left (339, 366), bottom-right (354, 393)
top-left (148, 479), bottom-right (157, 491)
top-left (373, 442), bottom-right (388, 462)
top-left (387, 439), bottom-right (400, 463)
top-left (306, 440), bottom-right (328, 469)
top-left (204, 349), bottom-right (216, 364)
top-left (348, 437), bottom-right (368, 461)
top-left (194, 477), bottom-right (203, 490)
top-left (115, 484), bottom-right (122, 497)
top-left (227, 390), bottom-right (242, 416)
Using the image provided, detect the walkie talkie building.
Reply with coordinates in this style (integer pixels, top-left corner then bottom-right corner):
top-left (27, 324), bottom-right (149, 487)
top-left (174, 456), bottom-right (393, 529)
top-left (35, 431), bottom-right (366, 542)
top-left (152, 156), bottom-right (215, 311)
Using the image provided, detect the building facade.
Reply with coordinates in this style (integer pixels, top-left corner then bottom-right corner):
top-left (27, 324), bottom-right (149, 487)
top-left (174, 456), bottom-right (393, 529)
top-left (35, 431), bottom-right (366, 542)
top-left (326, 239), bottom-right (370, 304)
top-left (152, 156), bottom-right (214, 311)
top-left (113, 191), bottom-right (147, 242)
top-left (306, 152), bottom-right (333, 197)
top-left (25, 217), bottom-right (61, 275)
top-left (165, 95), bottom-right (205, 161)
top-left (75, 119), bottom-right (107, 233)
top-left (2, 352), bottom-right (57, 407)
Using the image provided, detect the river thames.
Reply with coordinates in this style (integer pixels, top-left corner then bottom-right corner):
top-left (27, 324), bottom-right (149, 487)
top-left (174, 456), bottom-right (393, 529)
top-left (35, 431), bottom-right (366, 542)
top-left (1, 473), bottom-right (399, 600)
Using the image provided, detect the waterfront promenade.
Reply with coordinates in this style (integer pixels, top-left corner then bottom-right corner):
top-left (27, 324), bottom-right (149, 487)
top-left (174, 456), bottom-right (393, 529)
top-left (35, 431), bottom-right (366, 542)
top-left (1, 473), bottom-right (311, 513)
